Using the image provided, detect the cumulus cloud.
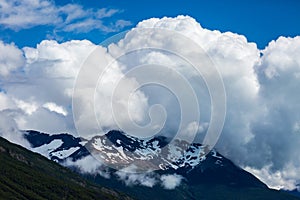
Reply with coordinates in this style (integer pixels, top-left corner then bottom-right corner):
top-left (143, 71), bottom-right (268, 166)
top-left (0, 41), bottom-right (25, 77)
top-left (131, 16), bottom-right (300, 190)
top-left (1, 39), bottom-right (97, 134)
top-left (240, 36), bottom-right (300, 190)
top-left (0, 0), bottom-right (131, 33)
top-left (0, 15), bottom-right (300, 191)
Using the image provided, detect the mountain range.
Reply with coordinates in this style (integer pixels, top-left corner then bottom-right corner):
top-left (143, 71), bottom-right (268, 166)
top-left (13, 129), bottom-right (299, 200)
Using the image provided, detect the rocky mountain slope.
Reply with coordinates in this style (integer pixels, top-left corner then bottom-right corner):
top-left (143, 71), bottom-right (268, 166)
top-left (0, 136), bottom-right (132, 200)
top-left (21, 130), bottom-right (300, 200)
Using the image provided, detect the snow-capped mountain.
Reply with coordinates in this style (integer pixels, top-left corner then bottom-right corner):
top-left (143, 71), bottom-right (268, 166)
top-left (23, 129), bottom-right (266, 187)
top-left (22, 130), bottom-right (300, 200)
top-left (23, 130), bottom-right (89, 162)
top-left (86, 130), bottom-right (212, 171)
top-left (24, 130), bottom-right (222, 171)
top-left (4, 131), bottom-right (299, 200)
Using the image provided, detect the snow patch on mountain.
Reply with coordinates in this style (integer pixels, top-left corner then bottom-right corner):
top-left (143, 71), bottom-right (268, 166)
top-left (51, 146), bottom-right (80, 159)
top-left (32, 139), bottom-right (63, 158)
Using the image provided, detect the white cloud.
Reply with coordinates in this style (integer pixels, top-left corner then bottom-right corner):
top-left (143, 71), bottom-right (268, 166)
top-left (160, 174), bottom-right (183, 190)
top-left (115, 20), bottom-right (132, 29)
top-left (14, 99), bottom-right (38, 115)
top-left (43, 102), bottom-right (67, 116)
top-left (1, 40), bottom-right (97, 134)
top-left (109, 16), bottom-right (260, 138)
top-left (116, 170), bottom-right (157, 187)
top-left (244, 165), bottom-right (299, 191)
top-left (0, 38), bottom-right (149, 136)
top-left (63, 155), bottom-right (107, 176)
top-left (96, 8), bottom-right (119, 19)
top-left (64, 159), bottom-right (180, 189)
top-left (114, 165), bottom-right (183, 189)
top-left (114, 166), bottom-right (182, 189)
top-left (0, 111), bottom-right (30, 148)
top-left (115, 165), bottom-right (157, 187)
top-left (0, 0), bottom-right (61, 30)
top-left (0, 92), bottom-right (16, 110)
top-left (63, 155), bottom-right (111, 179)
top-left (240, 36), bottom-right (300, 190)
top-left (0, 41), bottom-right (24, 77)
top-left (0, 0), bottom-right (131, 33)
top-left (132, 16), bottom-right (300, 190)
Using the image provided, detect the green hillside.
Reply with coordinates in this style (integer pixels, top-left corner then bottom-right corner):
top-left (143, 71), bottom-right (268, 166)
top-left (0, 137), bottom-right (133, 200)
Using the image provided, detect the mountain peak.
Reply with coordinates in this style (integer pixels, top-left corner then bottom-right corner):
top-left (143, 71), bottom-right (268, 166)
top-left (85, 130), bottom-right (210, 171)
top-left (105, 130), bottom-right (169, 151)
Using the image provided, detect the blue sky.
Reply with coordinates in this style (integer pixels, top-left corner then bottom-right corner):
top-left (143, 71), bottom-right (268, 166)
top-left (1, 0), bottom-right (300, 49)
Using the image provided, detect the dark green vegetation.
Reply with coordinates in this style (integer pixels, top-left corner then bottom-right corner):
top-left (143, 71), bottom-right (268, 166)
top-left (0, 137), bottom-right (132, 200)
top-left (90, 173), bottom-right (300, 200)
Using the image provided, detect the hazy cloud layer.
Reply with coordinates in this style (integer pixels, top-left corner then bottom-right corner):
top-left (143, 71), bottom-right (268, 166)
top-left (0, 16), bottom-right (299, 190)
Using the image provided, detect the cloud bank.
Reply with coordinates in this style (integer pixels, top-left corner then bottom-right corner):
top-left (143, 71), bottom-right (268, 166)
top-left (0, 16), bottom-right (300, 190)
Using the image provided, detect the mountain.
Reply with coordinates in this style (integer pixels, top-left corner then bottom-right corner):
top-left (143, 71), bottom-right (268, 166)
top-left (23, 130), bottom-right (89, 162)
top-left (0, 136), bottom-right (133, 200)
top-left (23, 130), bottom-right (300, 200)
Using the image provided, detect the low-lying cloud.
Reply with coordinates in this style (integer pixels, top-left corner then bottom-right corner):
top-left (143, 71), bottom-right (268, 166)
top-left (115, 165), bottom-right (183, 189)
top-left (160, 174), bottom-right (183, 190)
top-left (63, 155), bottom-right (111, 179)
top-left (64, 159), bottom-right (183, 189)
top-left (0, 111), bottom-right (30, 148)
top-left (115, 170), bottom-right (158, 188)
